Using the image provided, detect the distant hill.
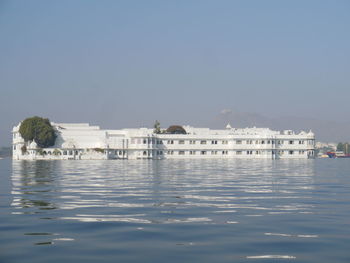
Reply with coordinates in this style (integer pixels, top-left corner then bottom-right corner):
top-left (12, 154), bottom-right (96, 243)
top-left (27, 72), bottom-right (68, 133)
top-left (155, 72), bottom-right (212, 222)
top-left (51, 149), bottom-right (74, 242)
top-left (204, 110), bottom-right (350, 142)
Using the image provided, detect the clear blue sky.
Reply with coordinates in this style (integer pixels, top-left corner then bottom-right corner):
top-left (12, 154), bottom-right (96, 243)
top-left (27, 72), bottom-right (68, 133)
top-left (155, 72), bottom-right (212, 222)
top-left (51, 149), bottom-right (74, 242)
top-left (0, 0), bottom-right (349, 145)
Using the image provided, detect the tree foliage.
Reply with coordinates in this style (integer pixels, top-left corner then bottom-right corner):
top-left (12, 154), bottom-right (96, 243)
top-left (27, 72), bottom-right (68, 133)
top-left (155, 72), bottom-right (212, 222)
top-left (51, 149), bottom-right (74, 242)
top-left (21, 145), bottom-right (27, 154)
top-left (166, 125), bottom-right (187, 134)
top-left (337, 142), bottom-right (344, 151)
top-left (153, 120), bottom-right (161, 134)
top-left (336, 142), bottom-right (350, 154)
top-left (19, 116), bottom-right (57, 148)
top-left (93, 148), bottom-right (104, 153)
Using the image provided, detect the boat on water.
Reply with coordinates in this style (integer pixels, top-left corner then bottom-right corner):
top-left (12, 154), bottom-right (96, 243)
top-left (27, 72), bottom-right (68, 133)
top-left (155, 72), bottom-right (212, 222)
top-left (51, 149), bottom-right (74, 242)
top-left (326, 151), bottom-right (350, 158)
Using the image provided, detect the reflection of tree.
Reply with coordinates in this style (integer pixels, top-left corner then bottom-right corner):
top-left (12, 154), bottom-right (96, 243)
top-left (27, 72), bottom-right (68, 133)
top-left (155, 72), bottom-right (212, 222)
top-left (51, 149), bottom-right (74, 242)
top-left (12, 160), bottom-right (59, 211)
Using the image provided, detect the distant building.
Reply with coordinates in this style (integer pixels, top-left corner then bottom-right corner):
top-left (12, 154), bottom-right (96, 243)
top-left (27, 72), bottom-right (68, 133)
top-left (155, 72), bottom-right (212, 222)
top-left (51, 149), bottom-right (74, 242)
top-left (315, 142), bottom-right (337, 150)
top-left (12, 121), bottom-right (315, 160)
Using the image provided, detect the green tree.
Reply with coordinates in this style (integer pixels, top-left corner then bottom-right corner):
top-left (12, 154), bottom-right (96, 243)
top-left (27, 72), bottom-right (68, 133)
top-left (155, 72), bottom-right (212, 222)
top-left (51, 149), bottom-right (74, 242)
top-left (93, 148), bottom-right (104, 153)
top-left (19, 116), bottom-right (57, 148)
top-left (337, 142), bottom-right (344, 152)
top-left (21, 145), bottom-right (27, 154)
top-left (153, 120), bottom-right (161, 134)
top-left (166, 125), bottom-right (187, 134)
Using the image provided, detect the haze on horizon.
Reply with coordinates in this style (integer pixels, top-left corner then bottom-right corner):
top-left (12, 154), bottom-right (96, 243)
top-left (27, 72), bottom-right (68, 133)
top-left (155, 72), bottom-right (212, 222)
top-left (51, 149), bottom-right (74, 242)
top-left (1, 0), bottom-right (349, 145)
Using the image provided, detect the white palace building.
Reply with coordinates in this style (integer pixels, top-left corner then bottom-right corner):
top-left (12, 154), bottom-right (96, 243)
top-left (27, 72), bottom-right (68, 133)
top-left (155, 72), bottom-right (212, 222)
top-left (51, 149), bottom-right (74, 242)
top-left (12, 122), bottom-right (315, 160)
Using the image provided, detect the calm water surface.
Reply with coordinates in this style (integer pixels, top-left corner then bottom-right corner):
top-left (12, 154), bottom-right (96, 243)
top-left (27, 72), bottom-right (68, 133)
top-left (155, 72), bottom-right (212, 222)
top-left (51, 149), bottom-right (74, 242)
top-left (1, 158), bottom-right (350, 262)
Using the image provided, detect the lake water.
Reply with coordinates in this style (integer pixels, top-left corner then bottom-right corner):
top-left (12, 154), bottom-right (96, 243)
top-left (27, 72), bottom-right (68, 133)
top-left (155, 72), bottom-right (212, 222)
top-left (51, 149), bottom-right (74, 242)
top-left (1, 158), bottom-right (350, 262)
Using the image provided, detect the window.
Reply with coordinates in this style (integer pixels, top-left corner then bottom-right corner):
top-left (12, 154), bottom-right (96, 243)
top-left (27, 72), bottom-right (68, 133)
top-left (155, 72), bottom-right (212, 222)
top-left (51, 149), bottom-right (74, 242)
top-left (119, 151), bottom-right (123, 155)
top-left (289, 150), bottom-right (294, 155)
top-left (289, 140), bottom-right (294, 145)
top-left (179, 140), bottom-right (185, 144)
top-left (211, 140), bottom-right (218, 144)
top-left (168, 140), bottom-right (174, 144)
top-left (201, 151), bottom-right (207, 155)
top-left (157, 140), bottom-right (163, 144)
top-left (189, 140), bottom-right (196, 144)
top-left (299, 150), bottom-right (304, 154)
top-left (222, 140), bottom-right (228, 144)
top-left (267, 140), bottom-right (271, 144)
top-left (299, 140), bottom-right (304, 144)
top-left (200, 140), bottom-right (207, 145)
top-left (179, 151), bottom-right (185, 155)
top-left (190, 151), bottom-right (196, 155)
top-left (236, 140), bottom-right (242, 144)
top-left (211, 151), bottom-right (217, 155)
top-left (143, 139), bottom-right (147, 144)
top-left (222, 150), bottom-right (228, 155)
top-left (236, 151), bottom-right (242, 155)
top-left (167, 150), bottom-right (174, 155)
top-left (246, 140), bottom-right (253, 144)
top-left (247, 150), bottom-right (253, 155)
top-left (143, 151), bottom-right (147, 156)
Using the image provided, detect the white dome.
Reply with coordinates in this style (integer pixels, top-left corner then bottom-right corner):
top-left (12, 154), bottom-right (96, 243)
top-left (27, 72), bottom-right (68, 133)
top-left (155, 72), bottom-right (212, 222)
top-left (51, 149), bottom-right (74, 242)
top-left (28, 140), bottom-right (37, 149)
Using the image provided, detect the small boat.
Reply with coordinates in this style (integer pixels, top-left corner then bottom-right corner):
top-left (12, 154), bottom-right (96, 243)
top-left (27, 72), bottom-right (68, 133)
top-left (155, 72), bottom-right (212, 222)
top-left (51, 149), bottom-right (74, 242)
top-left (327, 151), bottom-right (350, 158)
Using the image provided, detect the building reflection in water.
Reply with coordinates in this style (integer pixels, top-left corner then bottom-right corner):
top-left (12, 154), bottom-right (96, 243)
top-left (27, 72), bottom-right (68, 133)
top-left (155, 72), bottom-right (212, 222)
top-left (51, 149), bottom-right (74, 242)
top-left (11, 160), bottom-right (61, 212)
top-left (11, 159), bottom-right (316, 224)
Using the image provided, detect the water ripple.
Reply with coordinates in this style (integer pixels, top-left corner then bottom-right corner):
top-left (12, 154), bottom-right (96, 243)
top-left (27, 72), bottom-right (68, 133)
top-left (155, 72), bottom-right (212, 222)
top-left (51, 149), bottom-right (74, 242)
top-left (8, 159), bottom-right (345, 262)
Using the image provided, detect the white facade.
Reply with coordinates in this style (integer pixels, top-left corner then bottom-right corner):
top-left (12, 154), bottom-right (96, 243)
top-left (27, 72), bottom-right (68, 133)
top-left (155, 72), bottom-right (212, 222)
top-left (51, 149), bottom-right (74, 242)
top-left (315, 142), bottom-right (337, 151)
top-left (12, 122), bottom-right (315, 160)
